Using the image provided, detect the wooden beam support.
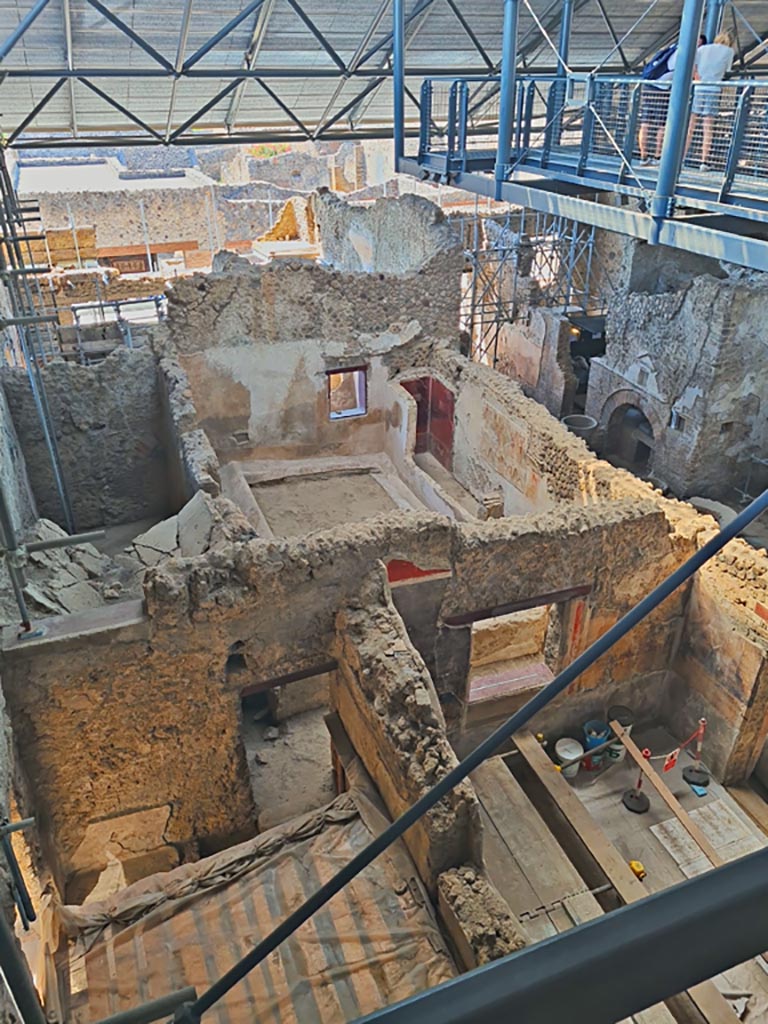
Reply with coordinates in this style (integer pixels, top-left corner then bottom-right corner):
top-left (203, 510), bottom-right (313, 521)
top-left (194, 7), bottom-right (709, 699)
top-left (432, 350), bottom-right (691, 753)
top-left (611, 721), bottom-right (768, 987)
top-left (517, 728), bottom-right (739, 1024)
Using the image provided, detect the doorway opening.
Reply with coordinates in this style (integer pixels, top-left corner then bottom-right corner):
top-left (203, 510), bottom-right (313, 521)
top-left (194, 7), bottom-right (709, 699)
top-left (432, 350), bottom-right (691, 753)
top-left (605, 404), bottom-right (655, 475)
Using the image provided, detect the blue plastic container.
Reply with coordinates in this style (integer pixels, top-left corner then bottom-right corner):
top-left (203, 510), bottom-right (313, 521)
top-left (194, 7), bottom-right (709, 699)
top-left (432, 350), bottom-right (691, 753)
top-left (583, 719), bottom-right (611, 770)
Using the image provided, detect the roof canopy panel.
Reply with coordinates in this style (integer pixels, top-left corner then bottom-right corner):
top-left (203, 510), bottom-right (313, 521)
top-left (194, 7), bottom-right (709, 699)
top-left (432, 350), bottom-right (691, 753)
top-left (0, 0), bottom-right (765, 147)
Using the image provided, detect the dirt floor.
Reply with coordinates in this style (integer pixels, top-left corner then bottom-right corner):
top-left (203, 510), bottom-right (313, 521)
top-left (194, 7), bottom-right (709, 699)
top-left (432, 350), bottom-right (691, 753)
top-left (241, 700), bottom-right (336, 831)
top-left (252, 471), bottom-right (398, 537)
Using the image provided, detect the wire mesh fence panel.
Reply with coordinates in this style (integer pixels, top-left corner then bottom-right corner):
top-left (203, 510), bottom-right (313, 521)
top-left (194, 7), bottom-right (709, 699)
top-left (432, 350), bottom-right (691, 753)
top-left (417, 70), bottom-right (768, 224)
top-left (464, 80), bottom-right (501, 152)
top-left (722, 82), bottom-right (768, 189)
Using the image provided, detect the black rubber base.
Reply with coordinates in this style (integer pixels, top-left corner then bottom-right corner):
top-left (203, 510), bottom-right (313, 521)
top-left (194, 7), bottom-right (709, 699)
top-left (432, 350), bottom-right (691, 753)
top-left (623, 789), bottom-right (650, 814)
top-left (683, 765), bottom-right (710, 787)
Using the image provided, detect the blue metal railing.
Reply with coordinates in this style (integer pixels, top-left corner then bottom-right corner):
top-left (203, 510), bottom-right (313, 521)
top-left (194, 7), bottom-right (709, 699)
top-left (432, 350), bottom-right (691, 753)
top-left (417, 72), bottom-right (768, 213)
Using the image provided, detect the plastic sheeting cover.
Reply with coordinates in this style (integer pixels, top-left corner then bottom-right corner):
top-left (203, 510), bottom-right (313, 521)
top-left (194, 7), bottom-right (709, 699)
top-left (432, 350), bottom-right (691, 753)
top-left (60, 793), bottom-right (457, 1024)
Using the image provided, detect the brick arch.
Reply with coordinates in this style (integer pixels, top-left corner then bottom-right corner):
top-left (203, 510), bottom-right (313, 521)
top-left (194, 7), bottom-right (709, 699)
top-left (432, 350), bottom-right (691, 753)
top-left (597, 388), bottom-right (665, 442)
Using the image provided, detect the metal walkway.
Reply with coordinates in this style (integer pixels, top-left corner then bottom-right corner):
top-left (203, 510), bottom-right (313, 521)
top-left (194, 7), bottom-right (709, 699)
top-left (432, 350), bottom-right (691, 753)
top-left (398, 0), bottom-right (768, 269)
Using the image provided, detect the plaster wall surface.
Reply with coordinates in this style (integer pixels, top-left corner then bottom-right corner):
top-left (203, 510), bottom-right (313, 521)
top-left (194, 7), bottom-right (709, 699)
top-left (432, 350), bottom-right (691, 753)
top-left (666, 532), bottom-right (768, 781)
top-left (586, 243), bottom-right (768, 498)
top-left (2, 348), bottom-right (173, 529)
top-left (0, 383), bottom-right (36, 534)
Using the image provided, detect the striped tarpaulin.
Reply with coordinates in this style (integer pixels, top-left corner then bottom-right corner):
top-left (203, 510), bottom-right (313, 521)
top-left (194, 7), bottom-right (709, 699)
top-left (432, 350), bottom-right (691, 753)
top-left (60, 793), bottom-right (456, 1024)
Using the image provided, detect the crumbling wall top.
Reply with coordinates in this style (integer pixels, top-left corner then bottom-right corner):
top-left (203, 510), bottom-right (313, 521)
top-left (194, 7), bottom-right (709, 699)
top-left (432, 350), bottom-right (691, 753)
top-left (311, 191), bottom-right (461, 274)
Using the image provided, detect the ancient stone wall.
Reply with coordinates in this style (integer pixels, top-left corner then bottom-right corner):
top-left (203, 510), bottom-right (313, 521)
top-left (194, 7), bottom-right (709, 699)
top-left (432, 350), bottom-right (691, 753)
top-left (1, 600), bottom-right (257, 889)
top-left (162, 210), bottom-right (463, 458)
top-left (46, 268), bottom-right (164, 326)
top-left (585, 245), bottom-right (768, 498)
top-left (246, 148), bottom-right (332, 191)
top-left (0, 384), bottom-right (36, 534)
top-left (428, 348), bottom-right (608, 508)
top-left (331, 569), bottom-right (481, 892)
top-left (1, 492), bottom-right (689, 885)
top-left (156, 348), bottom-right (221, 504)
top-left (312, 192), bottom-right (460, 274)
top-left (437, 865), bottom-right (527, 969)
top-left (2, 349), bottom-right (174, 530)
top-left (30, 181), bottom-right (310, 254)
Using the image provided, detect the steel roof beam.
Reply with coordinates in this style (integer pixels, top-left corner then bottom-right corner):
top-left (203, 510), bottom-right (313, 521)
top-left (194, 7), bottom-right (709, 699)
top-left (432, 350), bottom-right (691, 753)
top-left (284, 0), bottom-right (347, 72)
top-left (6, 76), bottom-right (65, 143)
top-left (444, 0), bottom-right (494, 70)
top-left (314, 0), bottom-right (391, 134)
top-left (254, 78), bottom-right (312, 137)
top-left (0, 65), bottom-right (500, 78)
top-left (77, 77), bottom-right (165, 141)
top-left (83, 0), bottom-right (174, 72)
top-left (593, 0), bottom-right (631, 71)
top-left (0, 0), bottom-right (50, 62)
top-left (182, 0), bottom-right (267, 73)
top-left (314, 74), bottom-right (385, 137)
top-left (13, 127), bottom-right (425, 148)
top-left (347, 0), bottom-right (435, 131)
top-left (168, 78), bottom-right (241, 140)
top-left (355, 0), bottom-right (436, 69)
top-left (62, 0), bottom-right (77, 135)
top-left (165, 0), bottom-right (195, 141)
top-left (224, 0), bottom-right (276, 134)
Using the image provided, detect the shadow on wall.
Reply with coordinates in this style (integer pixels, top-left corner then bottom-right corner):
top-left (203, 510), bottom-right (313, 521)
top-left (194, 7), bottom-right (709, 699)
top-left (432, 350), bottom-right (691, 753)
top-left (625, 242), bottom-right (727, 295)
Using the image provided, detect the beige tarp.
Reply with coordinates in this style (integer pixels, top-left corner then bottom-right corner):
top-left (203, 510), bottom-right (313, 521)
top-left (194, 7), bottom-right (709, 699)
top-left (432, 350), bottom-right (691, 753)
top-left (58, 788), bottom-right (456, 1024)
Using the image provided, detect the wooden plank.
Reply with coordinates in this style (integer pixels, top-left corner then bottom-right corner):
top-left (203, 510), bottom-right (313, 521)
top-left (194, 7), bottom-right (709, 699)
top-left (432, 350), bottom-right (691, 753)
top-left (478, 755), bottom-right (673, 1024)
top-left (605, 734), bottom-right (768, 981)
top-left (518, 729), bottom-right (738, 1024)
top-left (514, 730), bottom-right (647, 903)
top-left (610, 722), bottom-right (724, 866)
top-left (727, 785), bottom-right (768, 838)
top-left (472, 759), bottom-right (603, 931)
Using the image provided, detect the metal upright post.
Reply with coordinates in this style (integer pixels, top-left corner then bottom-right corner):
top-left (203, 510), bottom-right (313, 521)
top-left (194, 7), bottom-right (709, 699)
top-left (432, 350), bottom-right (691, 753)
top-left (0, 909), bottom-right (47, 1024)
top-left (546, 0), bottom-right (574, 150)
top-left (704, 0), bottom-right (726, 43)
top-left (649, 0), bottom-right (705, 244)
top-left (494, 0), bottom-right (520, 197)
top-left (557, 0), bottom-right (575, 74)
top-left (393, 0), bottom-right (405, 166)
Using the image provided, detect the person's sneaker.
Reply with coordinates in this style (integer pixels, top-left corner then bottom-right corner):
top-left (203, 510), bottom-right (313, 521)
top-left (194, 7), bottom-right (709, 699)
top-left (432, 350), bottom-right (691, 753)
top-left (699, 162), bottom-right (711, 171)
top-left (639, 157), bottom-right (652, 166)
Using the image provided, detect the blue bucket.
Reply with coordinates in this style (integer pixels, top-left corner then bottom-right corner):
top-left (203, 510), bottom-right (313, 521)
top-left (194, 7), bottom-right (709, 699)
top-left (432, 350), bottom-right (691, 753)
top-left (583, 719), bottom-right (611, 770)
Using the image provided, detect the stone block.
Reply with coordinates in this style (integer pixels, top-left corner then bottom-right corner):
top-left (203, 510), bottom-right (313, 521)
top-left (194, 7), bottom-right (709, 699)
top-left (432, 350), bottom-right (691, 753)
top-left (53, 580), bottom-right (104, 614)
top-left (132, 515), bottom-right (179, 555)
top-left (177, 491), bottom-right (215, 558)
top-left (437, 866), bottom-right (527, 970)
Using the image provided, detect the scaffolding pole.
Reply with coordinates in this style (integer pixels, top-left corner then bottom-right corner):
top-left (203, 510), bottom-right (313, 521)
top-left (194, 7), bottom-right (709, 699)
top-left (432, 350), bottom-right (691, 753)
top-left (0, 151), bottom-right (75, 532)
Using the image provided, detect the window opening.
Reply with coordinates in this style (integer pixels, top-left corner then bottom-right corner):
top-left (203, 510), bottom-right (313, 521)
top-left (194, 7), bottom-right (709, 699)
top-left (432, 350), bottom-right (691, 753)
top-left (328, 367), bottom-right (367, 420)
